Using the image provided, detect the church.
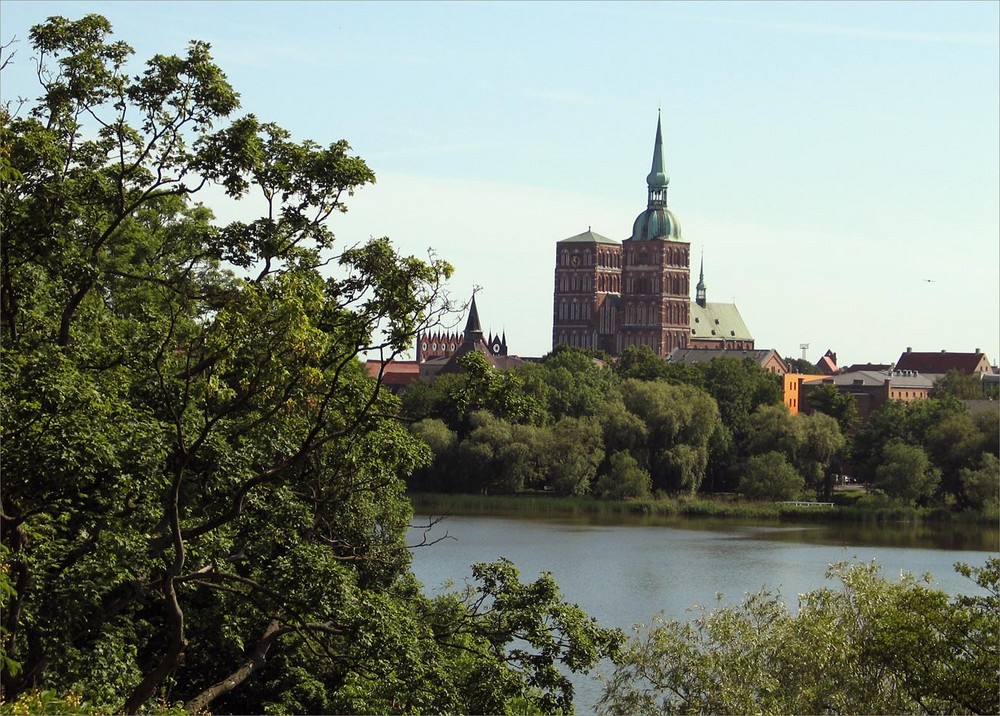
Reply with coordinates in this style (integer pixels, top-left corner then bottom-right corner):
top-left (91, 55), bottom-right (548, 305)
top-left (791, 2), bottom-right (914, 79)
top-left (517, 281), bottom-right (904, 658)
top-left (552, 114), bottom-right (753, 357)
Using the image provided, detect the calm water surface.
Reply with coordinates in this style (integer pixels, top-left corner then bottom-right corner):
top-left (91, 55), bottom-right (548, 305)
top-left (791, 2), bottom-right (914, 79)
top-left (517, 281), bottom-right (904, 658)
top-left (408, 514), bottom-right (998, 714)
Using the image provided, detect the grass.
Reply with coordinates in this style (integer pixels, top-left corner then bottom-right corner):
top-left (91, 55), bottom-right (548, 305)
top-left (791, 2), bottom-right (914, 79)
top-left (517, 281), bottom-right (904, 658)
top-left (407, 491), bottom-right (996, 527)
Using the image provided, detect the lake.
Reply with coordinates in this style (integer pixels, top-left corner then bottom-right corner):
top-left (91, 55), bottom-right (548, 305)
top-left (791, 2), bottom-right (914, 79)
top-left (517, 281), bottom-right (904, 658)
top-left (408, 513), bottom-right (998, 713)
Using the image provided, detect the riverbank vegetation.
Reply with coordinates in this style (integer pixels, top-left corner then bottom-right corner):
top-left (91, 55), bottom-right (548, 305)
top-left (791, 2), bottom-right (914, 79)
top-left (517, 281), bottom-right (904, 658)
top-left (409, 491), bottom-right (996, 528)
top-left (401, 345), bottom-right (999, 518)
top-left (599, 558), bottom-right (1000, 716)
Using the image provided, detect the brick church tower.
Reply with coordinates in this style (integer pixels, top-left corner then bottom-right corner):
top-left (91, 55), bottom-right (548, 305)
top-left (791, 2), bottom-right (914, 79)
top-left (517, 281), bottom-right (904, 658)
top-left (552, 114), bottom-right (690, 356)
top-left (619, 113), bottom-right (690, 355)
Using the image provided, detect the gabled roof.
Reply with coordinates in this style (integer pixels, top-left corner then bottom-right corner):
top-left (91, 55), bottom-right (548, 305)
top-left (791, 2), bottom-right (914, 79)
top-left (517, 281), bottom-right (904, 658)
top-left (895, 351), bottom-right (991, 375)
top-left (558, 229), bottom-right (620, 245)
top-left (668, 347), bottom-right (786, 371)
top-left (690, 302), bottom-right (752, 342)
top-left (817, 354), bottom-right (839, 375)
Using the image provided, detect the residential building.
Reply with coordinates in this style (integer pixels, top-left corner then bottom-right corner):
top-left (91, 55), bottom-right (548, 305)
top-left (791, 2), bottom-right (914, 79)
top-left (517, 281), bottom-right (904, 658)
top-left (800, 369), bottom-right (935, 422)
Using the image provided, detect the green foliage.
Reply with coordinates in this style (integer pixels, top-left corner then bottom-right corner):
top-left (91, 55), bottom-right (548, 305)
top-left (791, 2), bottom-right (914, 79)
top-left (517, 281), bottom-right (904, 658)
top-left (524, 345), bottom-right (620, 419)
top-left (854, 397), bottom-right (992, 505)
top-left (934, 369), bottom-right (996, 400)
top-left (615, 345), bottom-right (704, 387)
top-left (701, 357), bottom-right (782, 438)
top-left (741, 452), bottom-right (804, 501)
top-left (599, 559), bottom-right (1000, 715)
top-left (805, 381), bottom-right (859, 434)
top-left (746, 405), bottom-right (845, 499)
top-left (959, 453), bottom-right (999, 513)
top-left (785, 356), bottom-right (818, 374)
top-left (1, 15), bottom-right (623, 715)
top-left (874, 441), bottom-right (941, 506)
top-left (593, 452), bottom-right (653, 500)
top-left (618, 380), bottom-right (720, 494)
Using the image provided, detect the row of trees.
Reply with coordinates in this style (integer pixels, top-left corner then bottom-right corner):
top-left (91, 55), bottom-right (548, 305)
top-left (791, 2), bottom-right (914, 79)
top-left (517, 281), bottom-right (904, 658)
top-left (0, 16), bottom-right (621, 713)
top-left (402, 345), bottom-right (999, 510)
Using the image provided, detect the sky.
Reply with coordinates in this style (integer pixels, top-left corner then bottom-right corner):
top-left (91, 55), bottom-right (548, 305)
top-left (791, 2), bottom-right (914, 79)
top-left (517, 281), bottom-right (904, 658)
top-left (2, 1), bottom-right (998, 367)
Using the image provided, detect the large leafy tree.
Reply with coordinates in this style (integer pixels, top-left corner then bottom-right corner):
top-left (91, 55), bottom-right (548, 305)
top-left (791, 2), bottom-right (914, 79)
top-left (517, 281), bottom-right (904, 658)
top-left (0, 15), bottom-right (618, 713)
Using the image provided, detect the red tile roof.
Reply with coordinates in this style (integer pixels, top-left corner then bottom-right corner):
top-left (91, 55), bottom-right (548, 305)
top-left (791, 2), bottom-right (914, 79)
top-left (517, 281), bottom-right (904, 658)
top-left (894, 351), bottom-right (990, 375)
top-left (365, 360), bottom-right (422, 386)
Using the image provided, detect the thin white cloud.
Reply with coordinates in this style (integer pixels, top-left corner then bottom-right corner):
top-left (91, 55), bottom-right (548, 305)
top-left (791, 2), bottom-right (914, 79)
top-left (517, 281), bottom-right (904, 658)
top-left (678, 13), bottom-right (999, 46)
top-left (366, 142), bottom-right (497, 160)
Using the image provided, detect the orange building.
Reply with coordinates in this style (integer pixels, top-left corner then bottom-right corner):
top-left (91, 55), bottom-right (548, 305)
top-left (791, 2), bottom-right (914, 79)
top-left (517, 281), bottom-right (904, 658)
top-left (783, 373), bottom-right (829, 415)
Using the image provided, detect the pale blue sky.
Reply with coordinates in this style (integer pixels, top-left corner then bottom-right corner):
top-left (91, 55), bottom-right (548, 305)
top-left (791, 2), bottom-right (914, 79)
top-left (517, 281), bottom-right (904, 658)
top-left (2, 1), bottom-right (998, 366)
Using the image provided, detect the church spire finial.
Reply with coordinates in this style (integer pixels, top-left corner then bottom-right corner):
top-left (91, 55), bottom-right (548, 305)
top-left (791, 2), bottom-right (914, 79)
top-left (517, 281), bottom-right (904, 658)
top-left (646, 112), bottom-right (669, 207)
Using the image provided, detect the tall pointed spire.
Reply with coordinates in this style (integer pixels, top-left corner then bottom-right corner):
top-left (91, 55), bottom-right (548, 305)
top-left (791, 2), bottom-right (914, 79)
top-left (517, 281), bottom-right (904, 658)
top-left (646, 110), bottom-right (669, 208)
top-left (696, 249), bottom-right (707, 307)
top-left (463, 294), bottom-right (483, 340)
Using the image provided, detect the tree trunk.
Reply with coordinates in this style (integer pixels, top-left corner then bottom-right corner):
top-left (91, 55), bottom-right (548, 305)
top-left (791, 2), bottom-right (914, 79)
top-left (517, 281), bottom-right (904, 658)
top-left (185, 618), bottom-right (285, 713)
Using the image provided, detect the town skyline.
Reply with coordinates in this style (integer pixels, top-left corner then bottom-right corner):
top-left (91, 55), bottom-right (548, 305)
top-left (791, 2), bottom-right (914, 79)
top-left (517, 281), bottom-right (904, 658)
top-left (2, 1), bottom-right (996, 367)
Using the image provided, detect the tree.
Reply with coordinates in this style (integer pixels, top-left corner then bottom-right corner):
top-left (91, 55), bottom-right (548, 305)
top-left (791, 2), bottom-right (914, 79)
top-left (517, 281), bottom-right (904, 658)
top-left (960, 453), bottom-right (1000, 513)
top-left (700, 357), bottom-right (781, 463)
top-left (804, 381), bottom-right (859, 434)
top-left (1, 16), bottom-right (620, 713)
top-left (934, 369), bottom-right (992, 400)
top-left (618, 379), bottom-right (721, 493)
top-left (545, 415), bottom-right (604, 496)
top-left (740, 452), bottom-right (804, 501)
top-left (599, 559), bottom-right (1000, 716)
top-left (747, 406), bottom-right (845, 498)
top-left (523, 344), bottom-right (619, 419)
top-left (593, 451), bottom-right (652, 500)
top-left (797, 412), bottom-right (846, 499)
top-left (615, 345), bottom-right (704, 388)
top-left (874, 441), bottom-right (941, 506)
top-left (785, 356), bottom-right (818, 374)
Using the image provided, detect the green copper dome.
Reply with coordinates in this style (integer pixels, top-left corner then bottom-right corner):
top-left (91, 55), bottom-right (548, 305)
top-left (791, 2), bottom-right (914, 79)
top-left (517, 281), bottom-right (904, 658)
top-left (631, 206), bottom-right (682, 241)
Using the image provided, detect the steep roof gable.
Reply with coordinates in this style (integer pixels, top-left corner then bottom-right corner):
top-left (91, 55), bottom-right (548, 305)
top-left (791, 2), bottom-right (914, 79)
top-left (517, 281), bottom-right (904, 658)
top-left (690, 302), bottom-right (752, 342)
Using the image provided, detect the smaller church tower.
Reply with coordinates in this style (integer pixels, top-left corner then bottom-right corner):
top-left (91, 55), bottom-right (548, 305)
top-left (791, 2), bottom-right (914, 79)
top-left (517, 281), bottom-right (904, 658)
top-left (696, 251), bottom-right (707, 308)
top-left (552, 228), bottom-right (622, 354)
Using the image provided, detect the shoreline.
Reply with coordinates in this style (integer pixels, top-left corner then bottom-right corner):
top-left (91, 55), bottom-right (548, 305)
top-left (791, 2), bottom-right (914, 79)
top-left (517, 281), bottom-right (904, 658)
top-left (408, 491), bottom-right (997, 527)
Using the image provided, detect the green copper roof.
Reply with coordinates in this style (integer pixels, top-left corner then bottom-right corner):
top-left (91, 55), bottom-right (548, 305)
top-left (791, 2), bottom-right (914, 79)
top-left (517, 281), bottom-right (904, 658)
top-left (689, 302), bottom-right (752, 342)
top-left (631, 207), bottom-right (682, 241)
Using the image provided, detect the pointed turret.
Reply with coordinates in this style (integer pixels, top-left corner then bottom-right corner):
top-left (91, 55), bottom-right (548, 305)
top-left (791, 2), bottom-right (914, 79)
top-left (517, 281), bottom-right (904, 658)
top-left (646, 111), bottom-right (670, 206)
top-left (464, 295), bottom-right (484, 340)
top-left (696, 250), bottom-right (707, 307)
